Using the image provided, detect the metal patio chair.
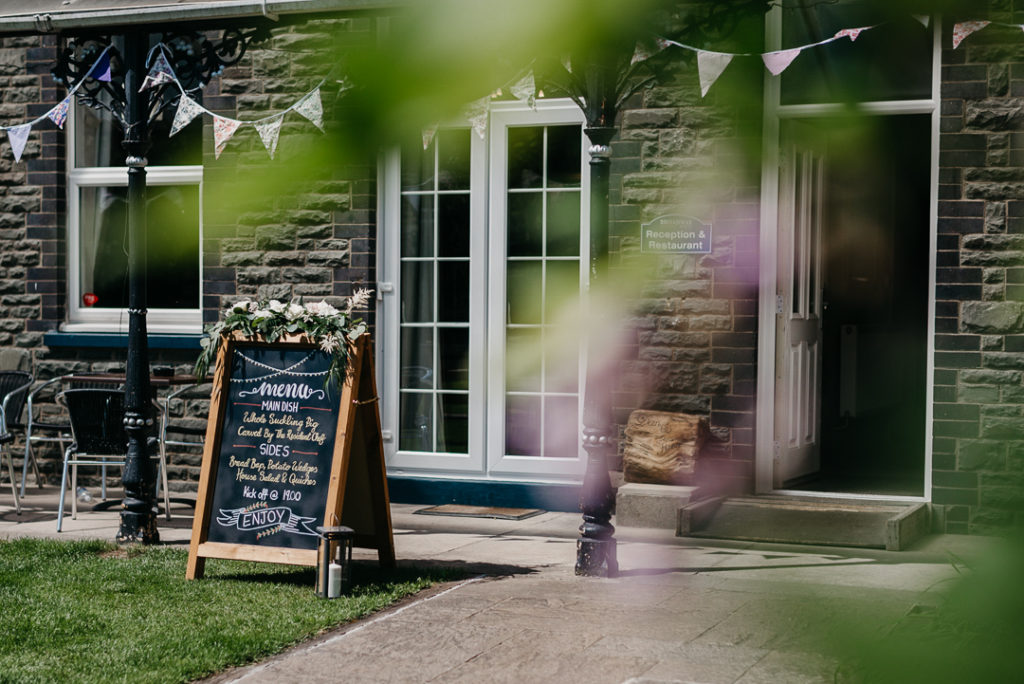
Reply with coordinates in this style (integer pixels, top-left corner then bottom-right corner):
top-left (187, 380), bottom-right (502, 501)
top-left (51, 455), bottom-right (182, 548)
top-left (0, 404), bottom-right (21, 515)
top-left (0, 371), bottom-right (32, 513)
top-left (21, 373), bottom-right (126, 499)
top-left (57, 388), bottom-right (170, 532)
top-left (20, 374), bottom-right (70, 498)
top-left (156, 383), bottom-right (210, 520)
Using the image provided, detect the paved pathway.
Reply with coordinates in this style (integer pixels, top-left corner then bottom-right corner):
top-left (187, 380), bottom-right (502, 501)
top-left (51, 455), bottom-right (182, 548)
top-left (0, 488), bottom-right (991, 683)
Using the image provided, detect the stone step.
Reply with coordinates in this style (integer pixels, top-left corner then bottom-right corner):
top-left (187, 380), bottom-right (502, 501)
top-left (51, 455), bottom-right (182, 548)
top-left (678, 495), bottom-right (930, 551)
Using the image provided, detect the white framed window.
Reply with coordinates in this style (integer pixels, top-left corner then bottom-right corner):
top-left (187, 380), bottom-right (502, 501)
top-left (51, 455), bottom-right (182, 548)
top-left (66, 90), bottom-right (203, 333)
top-left (380, 98), bottom-right (589, 482)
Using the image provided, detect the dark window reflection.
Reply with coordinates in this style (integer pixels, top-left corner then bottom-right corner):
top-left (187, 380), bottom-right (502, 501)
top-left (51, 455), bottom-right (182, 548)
top-left (438, 328), bottom-right (469, 390)
top-left (79, 185), bottom-right (200, 309)
top-left (507, 192), bottom-right (543, 256)
top-left (437, 394), bottom-right (468, 453)
top-left (401, 195), bottom-right (434, 258)
top-left (508, 126), bottom-right (543, 189)
top-left (438, 194), bottom-right (469, 258)
top-left (437, 129), bottom-right (471, 190)
top-left (437, 261), bottom-right (469, 322)
top-left (546, 126), bottom-right (581, 187)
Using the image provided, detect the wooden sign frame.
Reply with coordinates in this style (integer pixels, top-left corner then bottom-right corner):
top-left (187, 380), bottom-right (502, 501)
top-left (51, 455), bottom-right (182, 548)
top-left (186, 332), bottom-right (394, 579)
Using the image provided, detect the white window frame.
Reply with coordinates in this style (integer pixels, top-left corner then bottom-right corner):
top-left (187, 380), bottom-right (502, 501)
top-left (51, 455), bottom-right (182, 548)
top-left (378, 98), bottom-right (589, 483)
top-left (65, 108), bottom-right (204, 333)
top-left (754, 7), bottom-right (940, 501)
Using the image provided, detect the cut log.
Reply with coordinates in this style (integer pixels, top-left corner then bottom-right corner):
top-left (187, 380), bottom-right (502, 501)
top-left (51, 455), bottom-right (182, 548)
top-left (622, 410), bottom-right (707, 485)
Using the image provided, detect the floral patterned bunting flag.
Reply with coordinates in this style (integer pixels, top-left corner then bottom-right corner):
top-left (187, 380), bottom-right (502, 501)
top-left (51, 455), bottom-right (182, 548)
top-left (293, 88), bottom-right (324, 131)
top-left (7, 124), bottom-right (31, 162)
top-left (139, 50), bottom-right (176, 91)
top-left (46, 97), bottom-right (70, 128)
top-left (953, 21), bottom-right (990, 49)
top-left (422, 123), bottom-right (438, 150)
top-left (510, 71), bottom-right (536, 109)
top-left (213, 116), bottom-right (241, 159)
top-left (834, 26), bottom-right (869, 42)
top-left (170, 95), bottom-right (204, 136)
top-left (254, 115), bottom-right (284, 159)
top-left (465, 96), bottom-right (489, 139)
top-left (697, 50), bottom-right (733, 97)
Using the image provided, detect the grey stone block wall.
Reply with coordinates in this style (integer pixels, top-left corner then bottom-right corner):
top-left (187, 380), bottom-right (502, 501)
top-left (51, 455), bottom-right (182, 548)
top-left (607, 55), bottom-right (762, 496)
top-left (936, 17), bottom-right (1024, 533)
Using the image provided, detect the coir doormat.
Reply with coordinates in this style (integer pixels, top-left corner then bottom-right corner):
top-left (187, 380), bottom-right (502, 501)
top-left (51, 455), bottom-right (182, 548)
top-left (414, 504), bottom-right (545, 520)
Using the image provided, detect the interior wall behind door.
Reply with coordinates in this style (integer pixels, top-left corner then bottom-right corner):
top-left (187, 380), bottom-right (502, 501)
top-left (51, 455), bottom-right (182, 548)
top-left (817, 114), bottom-right (931, 496)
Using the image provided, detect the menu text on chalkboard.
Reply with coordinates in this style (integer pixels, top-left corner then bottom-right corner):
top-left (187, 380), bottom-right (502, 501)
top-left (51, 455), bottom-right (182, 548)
top-left (207, 344), bottom-right (338, 550)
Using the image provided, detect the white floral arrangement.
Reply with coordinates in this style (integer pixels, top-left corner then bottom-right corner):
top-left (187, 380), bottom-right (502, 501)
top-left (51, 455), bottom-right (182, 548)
top-left (194, 289), bottom-right (373, 387)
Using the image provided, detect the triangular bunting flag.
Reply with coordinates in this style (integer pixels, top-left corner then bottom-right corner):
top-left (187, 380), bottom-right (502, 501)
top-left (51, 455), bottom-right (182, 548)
top-left (631, 42), bottom-right (652, 66)
top-left (213, 116), bottom-right (241, 159)
top-left (465, 96), bottom-right (489, 140)
top-left (254, 115), bottom-right (284, 159)
top-left (46, 97), bottom-right (70, 129)
top-left (655, 37), bottom-right (673, 51)
top-left (510, 71), bottom-right (536, 109)
top-left (422, 123), bottom-right (438, 151)
top-left (140, 50), bottom-right (176, 91)
top-left (834, 27), bottom-right (869, 42)
top-left (953, 21), bottom-right (990, 49)
top-left (913, 15), bottom-right (930, 28)
top-left (170, 95), bottom-right (204, 137)
top-left (294, 88), bottom-right (324, 132)
top-left (7, 124), bottom-right (31, 163)
top-left (89, 51), bottom-right (112, 82)
top-left (697, 50), bottom-right (733, 98)
top-left (762, 48), bottom-right (802, 76)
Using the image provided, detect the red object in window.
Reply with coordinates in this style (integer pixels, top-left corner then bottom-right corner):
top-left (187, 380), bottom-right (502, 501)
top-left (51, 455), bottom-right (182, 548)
top-left (82, 293), bottom-right (99, 307)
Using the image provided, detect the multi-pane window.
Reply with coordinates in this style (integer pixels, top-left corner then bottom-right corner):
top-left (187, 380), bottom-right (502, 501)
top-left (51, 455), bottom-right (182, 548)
top-left (67, 85), bottom-right (203, 332)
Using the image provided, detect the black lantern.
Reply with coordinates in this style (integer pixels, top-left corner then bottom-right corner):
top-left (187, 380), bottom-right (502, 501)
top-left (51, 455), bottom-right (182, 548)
top-left (315, 525), bottom-right (354, 598)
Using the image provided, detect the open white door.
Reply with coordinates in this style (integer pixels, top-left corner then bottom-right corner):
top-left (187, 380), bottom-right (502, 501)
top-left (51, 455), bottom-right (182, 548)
top-left (774, 132), bottom-right (825, 487)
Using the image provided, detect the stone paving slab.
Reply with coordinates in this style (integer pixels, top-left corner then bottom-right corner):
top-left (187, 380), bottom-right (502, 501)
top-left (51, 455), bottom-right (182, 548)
top-left (0, 488), bottom-right (997, 684)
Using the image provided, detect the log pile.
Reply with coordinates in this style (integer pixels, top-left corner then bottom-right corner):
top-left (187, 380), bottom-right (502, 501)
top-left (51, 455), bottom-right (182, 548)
top-left (622, 410), bottom-right (707, 485)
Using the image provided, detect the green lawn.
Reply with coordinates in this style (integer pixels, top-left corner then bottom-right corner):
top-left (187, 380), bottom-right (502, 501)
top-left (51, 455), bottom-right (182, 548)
top-left (0, 538), bottom-right (454, 683)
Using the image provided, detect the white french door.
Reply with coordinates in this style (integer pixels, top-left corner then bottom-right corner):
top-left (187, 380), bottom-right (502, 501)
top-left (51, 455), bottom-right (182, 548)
top-left (381, 99), bottom-right (589, 481)
top-left (486, 103), bottom-right (589, 478)
top-left (774, 128), bottom-right (825, 486)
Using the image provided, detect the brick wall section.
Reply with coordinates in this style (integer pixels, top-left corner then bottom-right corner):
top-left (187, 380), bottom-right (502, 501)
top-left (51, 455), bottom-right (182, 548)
top-left (609, 60), bottom-right (762, 495)
top-left (935, 19), bottom-right (1024, 533)
top-left (0, 35), bottom-right (62, 348)
top-left (203, 17), bottom-right (377, 326)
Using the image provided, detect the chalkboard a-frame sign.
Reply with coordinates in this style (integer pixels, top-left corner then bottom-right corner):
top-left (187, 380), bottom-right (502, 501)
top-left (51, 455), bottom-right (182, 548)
top-left (186, 332), bottom-right (395, 579)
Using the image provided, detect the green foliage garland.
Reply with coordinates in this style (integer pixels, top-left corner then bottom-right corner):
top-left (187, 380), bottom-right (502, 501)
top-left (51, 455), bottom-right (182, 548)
top-left (194, 291), bottom-right (371, 388)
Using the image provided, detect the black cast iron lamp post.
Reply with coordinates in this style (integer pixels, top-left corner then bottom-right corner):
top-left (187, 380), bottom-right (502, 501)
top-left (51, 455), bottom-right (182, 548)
top-left (53, 25), bottom-right (267, 543)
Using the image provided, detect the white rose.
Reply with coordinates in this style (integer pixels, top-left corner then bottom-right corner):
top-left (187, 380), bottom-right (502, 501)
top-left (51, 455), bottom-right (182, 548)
top-left (229, 299), bottom-right (252, 314)
top-left (268, 299), bottom-right (286, 313)
top-left (287, 302), bottom-right (306, 319)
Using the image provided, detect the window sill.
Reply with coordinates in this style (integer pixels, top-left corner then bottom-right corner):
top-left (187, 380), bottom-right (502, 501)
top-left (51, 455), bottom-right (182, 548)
top-left (43, 331), bottom-right (203, 350)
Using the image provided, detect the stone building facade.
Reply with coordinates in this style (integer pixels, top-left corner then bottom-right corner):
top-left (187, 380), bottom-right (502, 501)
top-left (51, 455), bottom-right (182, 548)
top-left (0, 4), bottom-right (1022, 537)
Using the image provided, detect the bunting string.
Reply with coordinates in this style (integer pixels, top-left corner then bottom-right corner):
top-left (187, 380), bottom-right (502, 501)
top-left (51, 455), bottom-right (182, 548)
top-left (2, 16), bottom-right (1022, 163)
top-left (0, 41), bottom-right (335, 163)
